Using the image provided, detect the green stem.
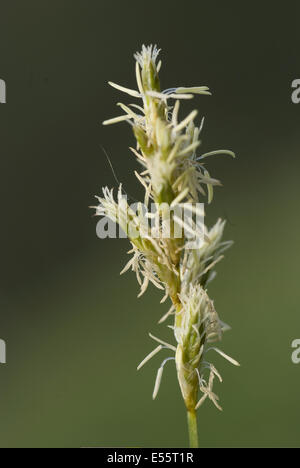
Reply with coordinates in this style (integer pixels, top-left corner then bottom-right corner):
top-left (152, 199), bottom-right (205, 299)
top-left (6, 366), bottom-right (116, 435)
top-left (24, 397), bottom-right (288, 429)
top-left (187, 410), bottom-right (199, 448)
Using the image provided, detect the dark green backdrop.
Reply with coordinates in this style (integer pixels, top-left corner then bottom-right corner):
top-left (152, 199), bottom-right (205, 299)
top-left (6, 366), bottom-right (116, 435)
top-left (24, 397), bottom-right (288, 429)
top-left (0, 0), bottom-right (300, 447)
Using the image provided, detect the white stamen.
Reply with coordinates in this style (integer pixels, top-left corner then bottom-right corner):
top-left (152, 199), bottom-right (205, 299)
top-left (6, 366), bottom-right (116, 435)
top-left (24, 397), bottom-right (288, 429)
top-left (177, 141), bottom-right (200, 157)
top-left (152, 357), bottom-right (175, 399)
top-left (210, 364), bottom-right (223, 382)
top-left (137, 345), bottom-right (162, 370)
top-left (129, 147), bottom-right (146, 163)
top-left (149, 333), bottom-right (177, 351)
top-left (160, 291), bottom-right (169, 304)
top-left (117, 102), bottom-right (140, 119)
top-left (174, 110), bottom-right (198, 133)
top-left (152, 366), bottom-right (164, 400)
top-left (195, 393), bottom-right (208, 410)
top-left (207, 347), bottom-right (240, 366)
top-left (171, 187), bottom-right (190, 206)
top-left (197, 256), bottom-right (224, 278)
top-left (135, 61), bottom-right (144, 95)
top-left (120, 257), bottom-right (134, 275)
top-left (197, 150), bottom-right (236, 160)
top-left (138, 275), bottom-right (150, 297)
top-left (135, 171), bottom-right (151, 193)
top-left (103, 114), bottom-right (132, 125)
top-left (167, 135), bottom-right (189, 163)
top-left (172, 100), bottom-right (180, 127)
top-left (129, 103), bottom-right (145, 113)
top-left (158, 306), bottom-right (175, 324)
top-left (108, 81), bottom-right (141, 98)
top-left (176, 86), bottom-right (211, 95)
top-left (198, 117), bottom-right (205, 135)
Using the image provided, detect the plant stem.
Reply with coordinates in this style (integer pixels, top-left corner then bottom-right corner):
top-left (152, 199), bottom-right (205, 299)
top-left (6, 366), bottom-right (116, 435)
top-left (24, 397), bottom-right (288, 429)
top-left (187, 410), bottom-right (199, 448)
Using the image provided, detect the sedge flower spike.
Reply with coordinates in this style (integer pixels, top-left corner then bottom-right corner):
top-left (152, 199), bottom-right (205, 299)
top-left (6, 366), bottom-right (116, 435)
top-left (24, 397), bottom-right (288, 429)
top-left (94, 44), bottom-right (239, 447)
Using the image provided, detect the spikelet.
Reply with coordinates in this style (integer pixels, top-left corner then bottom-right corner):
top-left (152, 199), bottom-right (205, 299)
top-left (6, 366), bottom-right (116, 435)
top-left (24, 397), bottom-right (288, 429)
top-left (95, 45), bottom-right (238, 416)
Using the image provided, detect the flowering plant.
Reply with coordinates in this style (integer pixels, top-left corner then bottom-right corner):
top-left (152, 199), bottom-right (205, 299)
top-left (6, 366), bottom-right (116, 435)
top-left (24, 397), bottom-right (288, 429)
top-left (94, 45), bottom-right (239, 447)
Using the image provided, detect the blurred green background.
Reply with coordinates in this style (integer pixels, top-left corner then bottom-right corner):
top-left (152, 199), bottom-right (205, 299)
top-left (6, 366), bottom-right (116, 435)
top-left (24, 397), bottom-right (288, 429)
top-left (0, 0), bottom-right (300, 448)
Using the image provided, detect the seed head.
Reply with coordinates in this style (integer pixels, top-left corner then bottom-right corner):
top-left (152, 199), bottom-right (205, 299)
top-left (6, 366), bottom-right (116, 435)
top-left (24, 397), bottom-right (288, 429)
top-left (96, 45), bottom-right (238, 413)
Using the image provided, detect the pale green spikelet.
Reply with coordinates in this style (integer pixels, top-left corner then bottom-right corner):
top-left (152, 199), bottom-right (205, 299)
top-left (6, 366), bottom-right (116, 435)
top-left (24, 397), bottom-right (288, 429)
top-left (94, 45), bottom-right (238, 445)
